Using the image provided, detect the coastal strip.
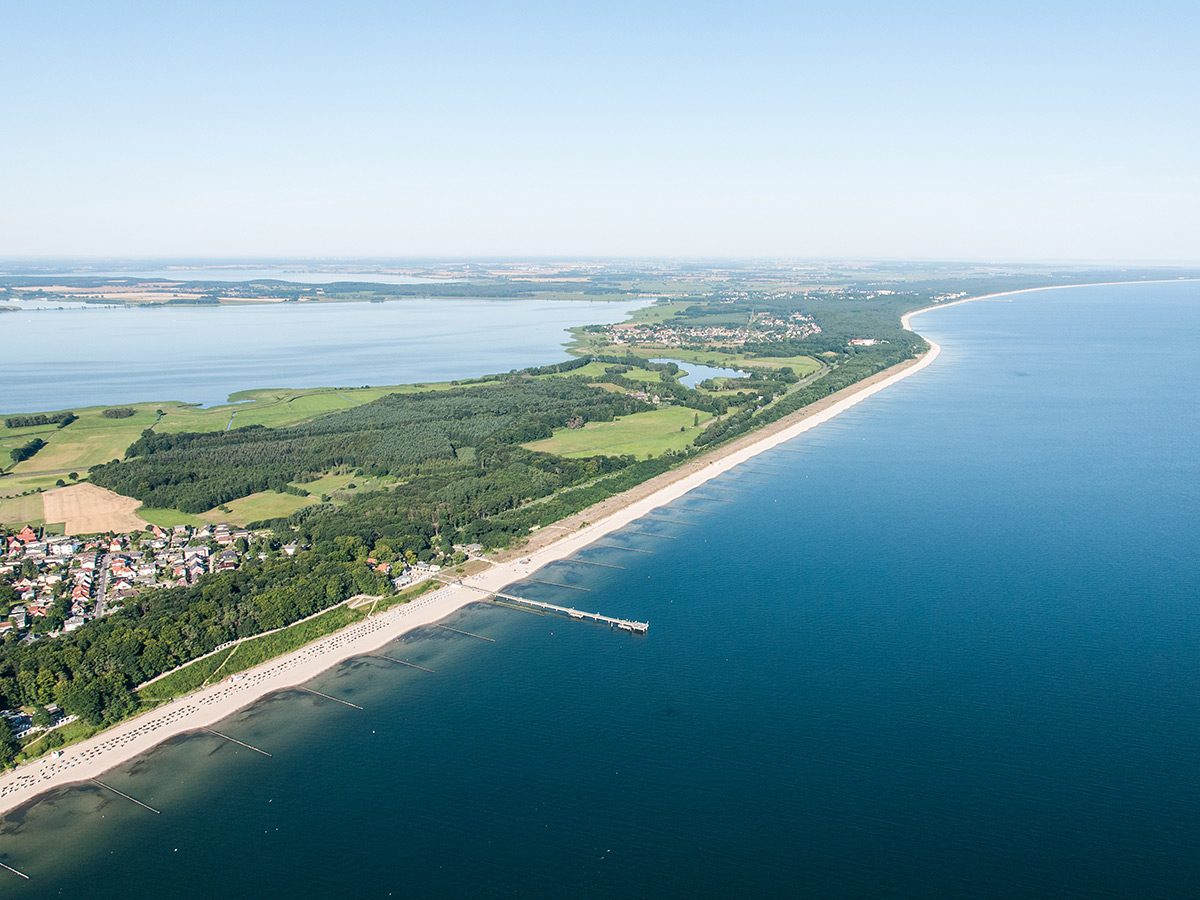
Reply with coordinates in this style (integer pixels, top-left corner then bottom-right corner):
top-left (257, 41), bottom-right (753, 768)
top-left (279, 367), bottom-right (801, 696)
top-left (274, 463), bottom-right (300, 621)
top-left (0, 301), bottom-right (955, 818)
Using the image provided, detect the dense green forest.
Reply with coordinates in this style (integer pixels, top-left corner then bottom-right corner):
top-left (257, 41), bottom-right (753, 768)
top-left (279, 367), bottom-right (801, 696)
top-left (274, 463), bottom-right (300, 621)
top-left (90, 379), bottom-right (653, 513)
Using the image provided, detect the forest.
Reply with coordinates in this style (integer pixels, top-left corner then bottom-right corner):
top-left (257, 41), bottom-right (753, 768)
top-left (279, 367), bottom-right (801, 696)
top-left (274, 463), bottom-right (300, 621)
top-left (89, 379), bottom-right (653, 513)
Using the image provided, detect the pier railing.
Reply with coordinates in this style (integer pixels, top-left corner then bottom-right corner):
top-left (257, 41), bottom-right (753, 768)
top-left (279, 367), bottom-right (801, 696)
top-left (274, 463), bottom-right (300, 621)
top-left (448, 580), bottom-right (648, 633)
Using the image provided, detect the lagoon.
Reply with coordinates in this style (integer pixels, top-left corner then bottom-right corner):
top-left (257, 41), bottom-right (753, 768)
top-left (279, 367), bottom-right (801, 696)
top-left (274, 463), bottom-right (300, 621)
top-left (651, 357), bottom-right (748, 388)
top-left (0, 297), bottom-right (647, 413)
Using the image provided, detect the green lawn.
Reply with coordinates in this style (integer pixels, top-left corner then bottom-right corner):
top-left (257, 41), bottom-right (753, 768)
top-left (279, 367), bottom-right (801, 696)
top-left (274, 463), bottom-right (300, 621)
top-left (738, 354), bottom-right (824, 375)
top-left (292, 471), bottom-right (391, 497)
top-left (0, 493), bottom-right (44, 525)
top-left (199, 490), bottom-right (319, 525)
top-left (524, 406), bottom-right (711, 458)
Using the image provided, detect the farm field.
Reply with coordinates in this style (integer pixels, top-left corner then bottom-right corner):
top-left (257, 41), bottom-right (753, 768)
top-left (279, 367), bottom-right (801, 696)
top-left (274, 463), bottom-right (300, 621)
top-left (523, 406), bottom-right (711, 459)
top-left (5, 410), bottom-right (153, 475)
top-left (0, 493), bottom-right (43, 526)
top-left (42, 483), bottom-right (147, 534)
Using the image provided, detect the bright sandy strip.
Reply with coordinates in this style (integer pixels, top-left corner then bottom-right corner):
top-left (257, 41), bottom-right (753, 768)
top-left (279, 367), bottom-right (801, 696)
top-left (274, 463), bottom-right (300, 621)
top-left (0, 289), bottom-right (1033, 817)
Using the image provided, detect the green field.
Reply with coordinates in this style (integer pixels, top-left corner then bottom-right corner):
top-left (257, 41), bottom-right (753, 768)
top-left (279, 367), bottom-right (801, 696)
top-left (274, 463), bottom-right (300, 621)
top-left (138, 472), bottom-right (392, 528)
top-left (0, 493), bottom-right (43, 526)
top-left (524, 406), bottom-right (711, 458)
top-left (199, 490), bottom-right (319, 525)
top-left (0, 387), bottom-right (418, 498)
top-left (294, 471), bottom-right (391, 497)
top-left (0, 471), bottom-right (79, 500)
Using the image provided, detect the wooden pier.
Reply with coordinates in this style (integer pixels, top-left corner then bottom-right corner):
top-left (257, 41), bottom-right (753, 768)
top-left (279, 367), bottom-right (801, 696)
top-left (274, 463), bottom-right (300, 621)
top-left (493, 591), bottom-right (648, 633)
top-left (458, 584), bottom-right (648, 633)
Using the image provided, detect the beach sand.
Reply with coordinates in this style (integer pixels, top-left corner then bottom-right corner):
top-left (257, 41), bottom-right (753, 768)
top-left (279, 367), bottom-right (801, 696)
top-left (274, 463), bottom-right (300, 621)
top-left (0, 314), bottom-right (947, 817)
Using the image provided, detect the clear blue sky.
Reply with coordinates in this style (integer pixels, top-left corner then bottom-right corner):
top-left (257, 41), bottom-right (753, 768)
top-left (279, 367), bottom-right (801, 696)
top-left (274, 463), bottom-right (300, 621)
top-left (4, 1), bottom-right (1197, 261)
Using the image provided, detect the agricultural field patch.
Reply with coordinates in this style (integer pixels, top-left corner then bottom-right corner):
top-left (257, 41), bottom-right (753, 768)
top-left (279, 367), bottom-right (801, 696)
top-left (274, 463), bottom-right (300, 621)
top-left (0, 492), bottom-right (44, 526)
top-left (523, 406), bottom-right (710, 459)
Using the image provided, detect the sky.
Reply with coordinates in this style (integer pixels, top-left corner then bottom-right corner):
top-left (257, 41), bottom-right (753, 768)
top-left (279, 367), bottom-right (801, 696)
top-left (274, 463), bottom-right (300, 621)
top-left (3, 0), bottom-right (1198, 262)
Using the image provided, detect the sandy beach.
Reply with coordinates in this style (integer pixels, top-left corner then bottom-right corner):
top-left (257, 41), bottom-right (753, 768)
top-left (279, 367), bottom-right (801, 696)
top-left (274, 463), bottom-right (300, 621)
top-left (0, 306), bottom-right (952, 817)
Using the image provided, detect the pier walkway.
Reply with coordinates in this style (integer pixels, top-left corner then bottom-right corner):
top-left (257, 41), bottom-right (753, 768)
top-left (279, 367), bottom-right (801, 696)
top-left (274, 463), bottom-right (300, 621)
top-left (451, 581), bottom-right (648, 633)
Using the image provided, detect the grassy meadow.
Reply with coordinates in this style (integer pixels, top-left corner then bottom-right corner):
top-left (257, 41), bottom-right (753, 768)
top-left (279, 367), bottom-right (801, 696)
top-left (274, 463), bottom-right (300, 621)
top-left (524, 406), bottom-right (711, 458)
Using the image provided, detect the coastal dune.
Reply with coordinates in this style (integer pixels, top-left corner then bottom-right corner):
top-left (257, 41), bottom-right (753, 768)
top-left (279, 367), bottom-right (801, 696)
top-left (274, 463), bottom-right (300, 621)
top-left (0, 312), bottom-right (948, 818)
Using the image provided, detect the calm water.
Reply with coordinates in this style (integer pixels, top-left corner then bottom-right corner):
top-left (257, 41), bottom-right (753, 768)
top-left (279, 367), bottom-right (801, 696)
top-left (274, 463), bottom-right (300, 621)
top-left (1, 264), bottom-right (452, 284)
top-left (0, 298), bottom-right (646, 412)
top-left (651, 358), bottom-right (748, 388)
top-left (3, 282), bottom-right (1199, 899)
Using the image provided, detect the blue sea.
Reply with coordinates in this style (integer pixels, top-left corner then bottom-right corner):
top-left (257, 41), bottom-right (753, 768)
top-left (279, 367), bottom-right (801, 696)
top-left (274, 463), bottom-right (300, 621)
top-left (2, 281), bottom-right (1199, 898)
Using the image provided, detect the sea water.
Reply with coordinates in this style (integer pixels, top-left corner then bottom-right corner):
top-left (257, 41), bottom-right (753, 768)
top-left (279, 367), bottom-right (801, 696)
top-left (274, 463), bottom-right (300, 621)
top-left (2, 281), bottom-right (1199, 899)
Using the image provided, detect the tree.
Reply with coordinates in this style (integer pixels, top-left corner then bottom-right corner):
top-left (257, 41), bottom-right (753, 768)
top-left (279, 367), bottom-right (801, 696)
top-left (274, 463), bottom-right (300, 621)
top-left (0, 718), bottom-right (17, 768)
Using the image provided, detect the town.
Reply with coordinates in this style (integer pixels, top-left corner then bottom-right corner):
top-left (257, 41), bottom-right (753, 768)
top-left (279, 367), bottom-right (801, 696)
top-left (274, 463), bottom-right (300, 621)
top-left (0, 522), bottom-right (261, 642)
top-left (601, 311), bottom-right (821, 348)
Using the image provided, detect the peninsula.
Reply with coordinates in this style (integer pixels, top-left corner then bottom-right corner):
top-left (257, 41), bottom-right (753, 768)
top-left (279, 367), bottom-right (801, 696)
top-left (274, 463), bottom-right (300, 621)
top-left (2, 264), bottom-right (1198, 814)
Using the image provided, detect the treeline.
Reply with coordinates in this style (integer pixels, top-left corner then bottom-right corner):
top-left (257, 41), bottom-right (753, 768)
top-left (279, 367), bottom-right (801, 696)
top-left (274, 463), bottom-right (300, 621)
top-left (459, 455), bottom-right (675, 545)
top-left (0, 546), bottom-right (391, 740)
top-left (5, 411), bottom-right (76, 429)
top-left (10, 438), bottom-right (47, 464)
top-left (102, 407), bottom-right (136, 419)
top-left (89, 380), bottom-right (653, 514)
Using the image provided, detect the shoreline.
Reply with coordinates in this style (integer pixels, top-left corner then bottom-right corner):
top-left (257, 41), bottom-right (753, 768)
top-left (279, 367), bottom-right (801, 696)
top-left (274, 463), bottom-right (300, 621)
top-left (0, 310), bottom-right (951, 818)
top-left (4, 278), bottom-right (1148, 818)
